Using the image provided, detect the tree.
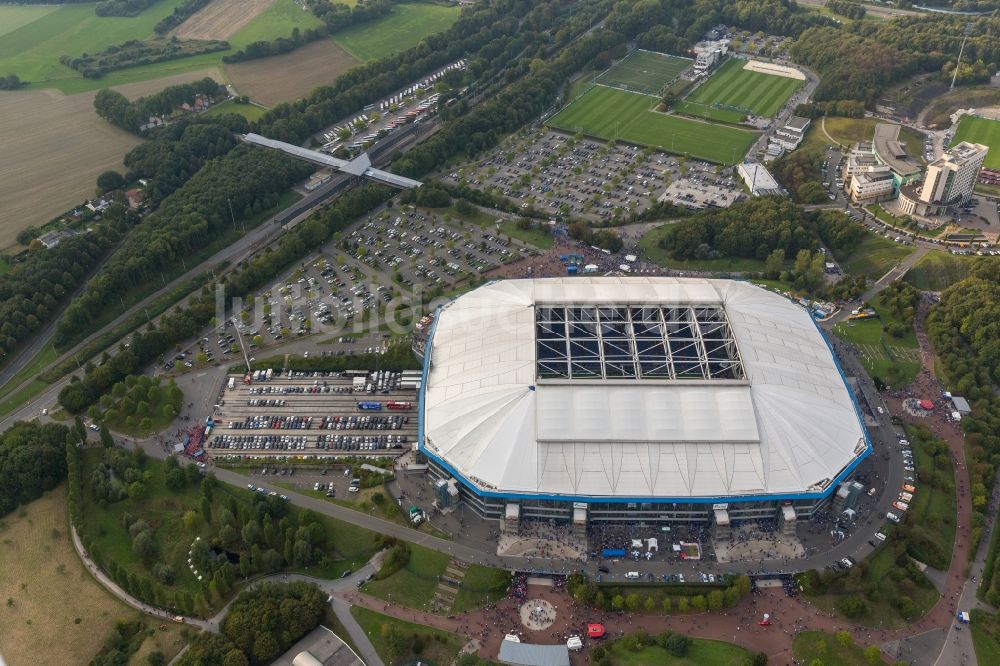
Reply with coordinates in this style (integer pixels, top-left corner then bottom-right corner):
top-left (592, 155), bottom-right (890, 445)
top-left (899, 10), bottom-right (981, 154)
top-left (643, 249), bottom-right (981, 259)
top-left (382, 622), bottom-right (409, 660)
top-left (644, 596), bottom-right (656, 613)
top-left (132, 530), bottom-right (158, 560)
top-left (864, 645), bottom-right (882, 665)
top-left (836, 631), bottom-right (853, 647)
top-left (182, 510), bottom-right (199, 530)
top-left (96, 170), bottom-right (125, 194)
top-left (665, 633), bottom-right (690, 657)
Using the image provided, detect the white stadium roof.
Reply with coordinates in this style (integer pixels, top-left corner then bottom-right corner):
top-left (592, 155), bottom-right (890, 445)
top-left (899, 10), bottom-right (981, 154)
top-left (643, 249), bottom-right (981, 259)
top-left (420, 277), bottom-right (868, 502)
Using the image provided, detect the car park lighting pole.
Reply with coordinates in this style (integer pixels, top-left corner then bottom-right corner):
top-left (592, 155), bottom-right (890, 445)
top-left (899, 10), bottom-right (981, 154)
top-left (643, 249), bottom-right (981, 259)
top-left (233, 323), bottom-right (252, 371)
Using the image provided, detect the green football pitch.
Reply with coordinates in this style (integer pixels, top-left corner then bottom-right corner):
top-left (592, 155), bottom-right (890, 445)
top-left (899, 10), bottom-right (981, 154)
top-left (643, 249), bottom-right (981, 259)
top-left (682, 58), bottom-right (802, 118)
top-left (547, 85), bottom-right (758, 164)
top-left (952, 115), bottom-right (1000, 169)
top-left (593, 50), bottom-right (691, 96)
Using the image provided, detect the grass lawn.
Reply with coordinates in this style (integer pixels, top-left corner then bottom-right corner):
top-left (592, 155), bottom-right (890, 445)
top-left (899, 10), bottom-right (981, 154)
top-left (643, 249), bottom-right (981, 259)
top-left (673, 101), bottom-right (745, 125)
top-left (350, 606), bottom-right (465, 666)
top-left (638, 223), bottom-right (765, 273)
top-left (332, 2), bottom-right (460, 61)
top-left (451, 565), bottom-right (512, 614)
top-left (568, 75), bottom-right (595, 101)
top-left (952, 115), bottom-right (1000, 169)
top-left (596, 50), bottom-right (691, 96)
top-left (904, 250), bottom-right (978, 291)
top-left (202, 98), bottom-right (269, 121)
top-left (904, 424), bottom-right (957, 570)
top-left (972, 624), bottom-right (1000, 666)
top-left (0, 0), bottom-right (325, 93)
top-left (361, 544), bottom-right (450, 611)
top-left (548, 86), bottom-right (758, 165)
top-left (0, 256), bottom-right (9, 274)
top-left (816, 117), bottom-right (926, 162)
top-left (0, 378), bottom-right (50, 420)
top-left (0, 343), bottom-right (57, 405)
top-left (499, 220), bottom-right (554, 248)
top-left (792, 631), bottom-right (886, 665)
top-left (682, 58), bottom-right (802, 118)
top-left (832, 291), bottom-right (920, 388)
top-left (608, 638), bottom-right (751, 666)
top-left (0, 485), bottom-right (186, 664)
top-left (838, 232), bottom-right (914, 279)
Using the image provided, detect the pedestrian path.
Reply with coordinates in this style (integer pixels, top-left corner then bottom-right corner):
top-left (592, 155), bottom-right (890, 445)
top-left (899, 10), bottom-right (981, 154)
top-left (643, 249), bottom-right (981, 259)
top-left (431, 558), bottom-right (469, 613)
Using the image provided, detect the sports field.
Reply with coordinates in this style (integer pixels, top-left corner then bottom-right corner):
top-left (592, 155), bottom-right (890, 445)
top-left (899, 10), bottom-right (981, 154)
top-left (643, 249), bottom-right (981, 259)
top-left (594, 49), bottom-right (691, 96)
top-left (680, 58), bottom-right (802, 119)
top-left (332, 1), bottom-right (461, 61)
top-left (952, 115), bottom-right (1000, 169)
top-left (548, 85), bottom-right (758, 164)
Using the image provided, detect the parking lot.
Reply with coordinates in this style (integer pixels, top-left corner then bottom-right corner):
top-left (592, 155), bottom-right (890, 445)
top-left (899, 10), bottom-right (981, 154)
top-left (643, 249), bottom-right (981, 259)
top-left (207, 371), bottom-right (418, 459)
top-left (445, 129), bottom-right (691, 221)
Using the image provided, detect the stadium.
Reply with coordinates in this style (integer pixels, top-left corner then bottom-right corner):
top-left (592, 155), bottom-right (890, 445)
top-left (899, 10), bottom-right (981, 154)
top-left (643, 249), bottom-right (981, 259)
top-left (417, 277), bottom-right (871, 530)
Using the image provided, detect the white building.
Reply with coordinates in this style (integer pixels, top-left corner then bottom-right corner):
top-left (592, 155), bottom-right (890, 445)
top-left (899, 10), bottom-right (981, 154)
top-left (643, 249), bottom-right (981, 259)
top-left (773, 116), bottom-right (811, 151)
top-left (849, 165), bottom-right (895, 204)
top-left (418, 277), bottom-right (870, 527)
top-left (899, 141), bottom-right (988, 216)
top-left (737, 162), bottom-right (783, 196)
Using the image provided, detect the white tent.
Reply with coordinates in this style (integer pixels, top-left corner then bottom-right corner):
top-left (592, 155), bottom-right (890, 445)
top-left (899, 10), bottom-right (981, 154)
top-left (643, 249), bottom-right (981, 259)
top-left (646, 537), bottom-right (658, 552)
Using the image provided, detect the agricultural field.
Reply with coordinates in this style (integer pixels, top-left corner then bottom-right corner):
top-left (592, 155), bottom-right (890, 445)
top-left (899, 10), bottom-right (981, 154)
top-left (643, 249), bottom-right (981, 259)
top-left (594, 49), bottom-right (691, 96)
top-left (0, 0), bottom-right (325, 94)
top-left (332, 1), bottom-right (461, 61)
top-left (0, 69), bottom-right (222, 250)
top-left (171, 0), bottom-right (279, 40)
top-left (0, 486), bottom-right (186, 665)
top-left (225, 38), bottom-right (359, 105)
top-left (679, 58), bottom-right (802, 118)
top-left (548, 85), bottom-right (757, 164)
top-left (952, 115), bottom-right (1000, 169)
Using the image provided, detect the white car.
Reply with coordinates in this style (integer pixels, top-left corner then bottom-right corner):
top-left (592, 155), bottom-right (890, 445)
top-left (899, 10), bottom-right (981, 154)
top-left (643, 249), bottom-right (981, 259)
top-left (877, 406), bottom-right (884, 415)
top-left (875, 532), bottom-right (887, 541)
top-left (886, 512), bottom-right (901, 523)
top-left (841, 557), bottom-right (854, 568)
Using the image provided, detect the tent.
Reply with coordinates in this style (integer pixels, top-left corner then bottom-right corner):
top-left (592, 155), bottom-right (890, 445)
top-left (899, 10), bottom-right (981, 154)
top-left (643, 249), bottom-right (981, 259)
top-left (498, 640), bottom-right (570, 666)
top-left (587, 624), bottom-right (605, 638)
top-left (918, 399), bottom-right (934, 410)
top-left (631, 539), bottom-right (643, 550)
top-left (646, 537), bottom-right (658, 552)
top-left (957, 611), bottom-right (970, 624)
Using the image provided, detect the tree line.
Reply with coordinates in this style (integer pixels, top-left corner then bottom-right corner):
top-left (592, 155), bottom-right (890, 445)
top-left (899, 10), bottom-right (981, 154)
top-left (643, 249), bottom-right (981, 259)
top-left (154, 0), bottom-right (211, 34)
top-left (53, 144), bottom-right (312, 354)
top-left (94, 77), bottom-right (227, 134)
top-left (0, 421), bottom-right (70, 518)
top-left (222, 0), bottom-right (394, 64)
top-left (61, 38), bottom-right (229, 79)
top-left (95, 0), bottom-right (156, 17)
top-left (826, 0), bottom-right (866, 20)
top-left (0, 74), bottom-right (22, 90)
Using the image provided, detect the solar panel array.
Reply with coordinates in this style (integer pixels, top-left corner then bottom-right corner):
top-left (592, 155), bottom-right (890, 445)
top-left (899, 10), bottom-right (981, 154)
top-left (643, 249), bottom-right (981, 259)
top-left (535, 304), bottom-right (744, 381)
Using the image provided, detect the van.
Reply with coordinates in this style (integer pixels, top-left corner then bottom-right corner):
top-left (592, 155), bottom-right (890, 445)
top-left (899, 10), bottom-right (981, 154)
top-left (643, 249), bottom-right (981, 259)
top-left (625, 571), bottom-right (640, 580)
top-left (566, 636), bottom-right (583, 651)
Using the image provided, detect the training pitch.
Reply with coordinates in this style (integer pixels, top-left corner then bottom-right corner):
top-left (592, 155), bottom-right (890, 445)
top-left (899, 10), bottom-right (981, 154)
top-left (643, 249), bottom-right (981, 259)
top-left (952, 115), bottom-right (1000, 170)
top-left (681, 58), bottom-right (802, 119)
top-left (547, 85), bottom-right (758, 164)
top-left (594, 49), bottom-right (691, 96)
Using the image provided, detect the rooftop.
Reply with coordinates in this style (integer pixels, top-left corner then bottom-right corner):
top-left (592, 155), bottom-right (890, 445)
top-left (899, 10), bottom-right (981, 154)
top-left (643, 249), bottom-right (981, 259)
top-left (420, 278), bottom-right (869, 501)
top-left (784, 116), bottom-right (811, 131)
top-left (872, 123), bottom-right (920, 177)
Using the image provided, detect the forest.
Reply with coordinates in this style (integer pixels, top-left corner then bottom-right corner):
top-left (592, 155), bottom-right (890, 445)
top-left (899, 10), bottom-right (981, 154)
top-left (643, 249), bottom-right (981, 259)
top-left (178, 582), bottom-right (326, 665)
top-left (53, 144), bottom-right (312, 352)
top-left (656, 197), bottom-right (864, 262)
top-left (926, 259), bottom-right (1000, 535)
top-left (0, 218), bottom-right (125, 367)
top-left (0, 420), bottom-right (70, 518)
top-left (61, 38), bottom-right (229, 79)
top-left (94, 77), bottom-right (227, 134)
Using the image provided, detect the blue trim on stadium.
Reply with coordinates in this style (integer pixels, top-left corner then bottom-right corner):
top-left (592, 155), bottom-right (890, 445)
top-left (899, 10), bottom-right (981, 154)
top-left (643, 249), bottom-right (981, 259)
top-left (417, 288), bottom-right (872, 507)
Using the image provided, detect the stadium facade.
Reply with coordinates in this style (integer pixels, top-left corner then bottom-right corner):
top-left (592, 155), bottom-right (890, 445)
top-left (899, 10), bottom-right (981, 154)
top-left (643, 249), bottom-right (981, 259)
top-left (417, 278), bottom-right (870, 529)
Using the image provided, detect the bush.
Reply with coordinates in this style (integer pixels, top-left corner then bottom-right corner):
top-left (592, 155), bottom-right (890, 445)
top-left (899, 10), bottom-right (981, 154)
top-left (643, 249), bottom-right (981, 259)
top-left (665, 633), bottom-right (691, 657)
